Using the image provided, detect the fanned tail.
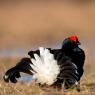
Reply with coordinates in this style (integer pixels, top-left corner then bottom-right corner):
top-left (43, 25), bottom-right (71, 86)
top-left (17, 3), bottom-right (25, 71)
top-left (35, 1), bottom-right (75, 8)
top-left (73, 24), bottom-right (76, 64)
top-left (30, 47), bottom-right (60, 85)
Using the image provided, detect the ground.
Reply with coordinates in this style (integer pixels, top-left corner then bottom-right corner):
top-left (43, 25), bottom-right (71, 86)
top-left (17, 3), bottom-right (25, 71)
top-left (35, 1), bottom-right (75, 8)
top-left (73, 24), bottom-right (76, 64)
top-left (0, 57), bottom-right (95, 95)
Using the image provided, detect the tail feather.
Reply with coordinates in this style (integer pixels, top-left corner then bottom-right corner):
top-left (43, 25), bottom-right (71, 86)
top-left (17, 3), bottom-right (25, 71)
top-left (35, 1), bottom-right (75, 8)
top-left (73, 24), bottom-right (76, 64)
top-left (4, 47), bottom-right (79, 89)
top-left (30, 47), bottom-right (79, 87)
top-left (4, 67), bottom-right (20, 83)
top-left (59, 71), bottom-right (78, 80)
top-left (4, 58), bottom-right (33, 83)
top-left (60, 62), bottom-right (77, 70)
top-left (30, 47), bottom-right (60, 85)
top-left (52, 50), bottom-right (79, 88)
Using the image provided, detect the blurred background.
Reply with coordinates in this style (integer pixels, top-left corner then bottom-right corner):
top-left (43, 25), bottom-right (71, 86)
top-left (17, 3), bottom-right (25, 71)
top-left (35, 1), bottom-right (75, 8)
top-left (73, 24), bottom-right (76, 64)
top-left (0, 0), bottom-right (95, 56)
top-left (0, 0), bottom-right (95, 84)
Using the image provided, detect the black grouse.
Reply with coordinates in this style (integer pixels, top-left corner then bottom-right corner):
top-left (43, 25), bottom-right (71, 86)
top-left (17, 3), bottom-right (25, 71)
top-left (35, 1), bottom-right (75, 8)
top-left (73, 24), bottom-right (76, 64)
top-left (62, 36), bottom-right (85, 81)
top-left (3, 35), bottom-right (85, 91)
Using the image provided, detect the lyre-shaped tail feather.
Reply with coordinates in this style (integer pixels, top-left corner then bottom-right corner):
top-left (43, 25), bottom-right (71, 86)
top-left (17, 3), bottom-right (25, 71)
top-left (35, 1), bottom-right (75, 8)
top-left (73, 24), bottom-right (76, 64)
top-left (53, 51), bottom-right (79, 88)
top-left (30, 47), bottom-right (60, 85)
top-left (4, 58), bottom-right (33, 83)
top-left (57, 60), bottom-right (79, 87)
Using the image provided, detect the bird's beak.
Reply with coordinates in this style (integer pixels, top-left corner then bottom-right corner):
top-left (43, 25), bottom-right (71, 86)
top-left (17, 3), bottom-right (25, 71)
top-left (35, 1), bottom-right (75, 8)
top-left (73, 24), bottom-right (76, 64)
top-left (77, 41), bottom-right (81, 45)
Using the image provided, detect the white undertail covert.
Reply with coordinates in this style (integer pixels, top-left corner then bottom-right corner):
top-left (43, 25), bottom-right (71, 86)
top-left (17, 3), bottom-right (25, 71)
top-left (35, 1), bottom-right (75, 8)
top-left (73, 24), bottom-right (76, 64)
top-left (30, 47), bottom-right (60, 85)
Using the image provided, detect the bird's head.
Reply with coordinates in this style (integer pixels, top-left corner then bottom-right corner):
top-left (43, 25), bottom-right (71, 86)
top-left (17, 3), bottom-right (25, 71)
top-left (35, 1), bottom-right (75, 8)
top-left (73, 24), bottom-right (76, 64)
top-left (69, 35), bottom-right (80, 45)
top-left (62, 35), bottom-right (81, 50)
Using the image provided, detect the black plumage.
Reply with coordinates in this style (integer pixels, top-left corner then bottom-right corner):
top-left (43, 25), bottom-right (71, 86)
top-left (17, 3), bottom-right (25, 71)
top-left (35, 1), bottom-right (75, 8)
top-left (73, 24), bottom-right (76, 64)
top-left (61, 37), bottom-right (85, 81)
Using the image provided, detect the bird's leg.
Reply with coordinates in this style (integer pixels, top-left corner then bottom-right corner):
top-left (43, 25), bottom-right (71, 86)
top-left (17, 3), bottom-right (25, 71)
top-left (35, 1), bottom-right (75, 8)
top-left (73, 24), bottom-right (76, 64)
top-left (75, 81), bottom-right (80, 92)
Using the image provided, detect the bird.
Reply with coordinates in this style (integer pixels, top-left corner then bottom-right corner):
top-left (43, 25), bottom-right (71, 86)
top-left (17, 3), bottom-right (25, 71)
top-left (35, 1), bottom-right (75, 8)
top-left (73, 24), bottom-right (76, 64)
top-left (3, 35), bottom-right (85, 91)
top-left (61, 35), bottom-right (85, 91)
top-left (62, 36), bottom-right (85, 81)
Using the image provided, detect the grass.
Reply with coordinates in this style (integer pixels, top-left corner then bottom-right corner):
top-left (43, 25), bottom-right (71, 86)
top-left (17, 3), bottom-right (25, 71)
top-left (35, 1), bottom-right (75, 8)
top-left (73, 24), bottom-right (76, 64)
top-left (0, 57), bottom-right (95, 95)
top-left (0, 80), bottom-right (95, 95)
